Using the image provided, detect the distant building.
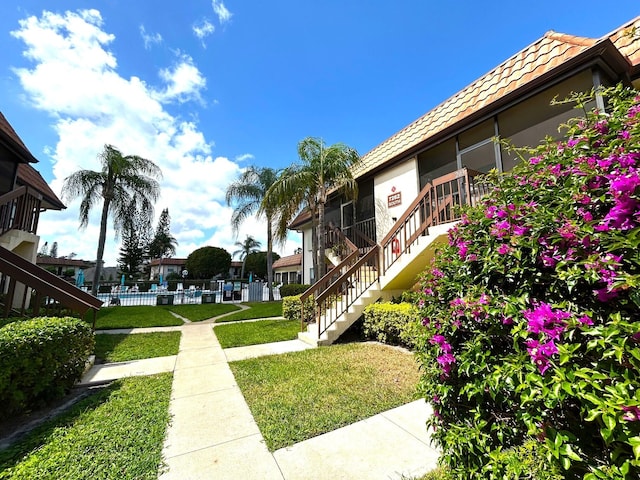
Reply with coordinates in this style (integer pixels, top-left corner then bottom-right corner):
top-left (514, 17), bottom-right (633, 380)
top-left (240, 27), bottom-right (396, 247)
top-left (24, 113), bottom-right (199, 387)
top-left (272, 253), bottom-right (302, 285)
top-left (36, 256), bottom-right (94, 278)
top-left (149, 257), bottom-right (187, 281)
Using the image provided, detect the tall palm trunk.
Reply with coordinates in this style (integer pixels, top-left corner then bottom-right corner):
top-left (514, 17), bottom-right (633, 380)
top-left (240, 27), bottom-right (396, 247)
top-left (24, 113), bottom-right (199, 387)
top-left (92, 198), bottom-right (111, 295)
top-left (311, 211), bottom-right (319, 283)
top-left (317, 199), bottom-right (326, 279)
top-left (266, 220), bottom-right (274, 301)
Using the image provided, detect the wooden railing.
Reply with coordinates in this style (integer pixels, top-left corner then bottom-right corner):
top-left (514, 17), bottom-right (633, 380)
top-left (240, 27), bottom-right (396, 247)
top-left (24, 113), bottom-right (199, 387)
top-left (302, 167), bottom-right (491, 338)
top-left (314, 246), bottom-right (379, 337)
top-left (0, 186), bottom-right (42, 237)
top-left (0, 246), bottom-right (102, 327)
top-left (300, 225), bottom-right (360, 331)
top-left (380, 168), bottom-right (491, 274)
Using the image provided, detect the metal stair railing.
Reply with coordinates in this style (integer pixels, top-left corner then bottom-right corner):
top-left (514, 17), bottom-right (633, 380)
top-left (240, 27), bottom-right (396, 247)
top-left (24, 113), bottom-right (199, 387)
top-left (302, 167), bottom-right (491, 339)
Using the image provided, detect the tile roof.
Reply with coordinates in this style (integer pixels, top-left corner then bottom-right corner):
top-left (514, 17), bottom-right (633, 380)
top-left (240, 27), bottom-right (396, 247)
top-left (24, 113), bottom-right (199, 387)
top-left (607, 16), bottom-right (640, 68)
top-left (273, 253), bottom-right (302, 269)
top-left (353, 18), bottom-right (640, 180)
top-left (36, 256), bottom-right (94, 268)
top-left (17, 163), bottom-right (65, 210)
top-left (149, 258), bottom-right (187, 266)
top-left (0, 112), bottom-right (37, 163)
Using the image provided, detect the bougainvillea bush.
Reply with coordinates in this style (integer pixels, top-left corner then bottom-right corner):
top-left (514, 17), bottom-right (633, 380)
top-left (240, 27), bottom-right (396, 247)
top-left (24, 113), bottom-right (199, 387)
top-left (413, 86), bottom-right (640, 479)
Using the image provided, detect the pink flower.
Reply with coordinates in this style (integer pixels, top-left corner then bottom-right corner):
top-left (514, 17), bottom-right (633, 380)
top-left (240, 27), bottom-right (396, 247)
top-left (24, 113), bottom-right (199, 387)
top-left (512, 225), bottom-right (529, 236)
top-left (621, 406), bottom-right (640, 422)
top-left (578, 315), bottom-right (593, 326)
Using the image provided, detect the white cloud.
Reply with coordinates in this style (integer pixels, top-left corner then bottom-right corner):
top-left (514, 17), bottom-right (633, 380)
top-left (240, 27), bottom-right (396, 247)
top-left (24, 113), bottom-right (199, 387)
top-left (139, 25), bottom-right (162, 49)
top-left (235, 153), bottom-right (254, 163)
top-left (193, 19), bottom-right (215, 46)
top-left (212, 1), bottom-right (232, 24)
top-left (156, 54), bottom-right (206, 104)
top-left (11, 9), bottom-right (300, 267)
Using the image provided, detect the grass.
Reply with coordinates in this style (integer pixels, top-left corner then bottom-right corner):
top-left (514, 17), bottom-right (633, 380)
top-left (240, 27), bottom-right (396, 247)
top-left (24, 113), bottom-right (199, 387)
top-left (94, 332), bottom-right (181, 362)
top-left (165, 303), bottom-right (240, 321)
top-left (0, 373), bottom-right (172, 480)
top-left (229, 342), bottom-right (420, 451)
top-left (92, 305), bottom-right (183, 329)
top-left (215, 301), bottom-right (282, 322)
top-left (214, 319), bottom-right (299, 348)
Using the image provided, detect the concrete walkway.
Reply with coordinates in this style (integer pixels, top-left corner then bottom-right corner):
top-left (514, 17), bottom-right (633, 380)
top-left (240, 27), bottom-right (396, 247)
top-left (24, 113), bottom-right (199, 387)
top-left (81, 323), bottom-right (440, 479)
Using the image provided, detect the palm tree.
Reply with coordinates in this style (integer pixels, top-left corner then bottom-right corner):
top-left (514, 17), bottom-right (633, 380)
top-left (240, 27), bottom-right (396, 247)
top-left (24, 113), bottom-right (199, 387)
top-left (62, 144), bottom-right (162, 295)
top-left (226, 166), bottom-right (279, 300)
top-left (232, 235), bottom-right (262, 280)
top-left (265, 137), bottom-right (360, 281)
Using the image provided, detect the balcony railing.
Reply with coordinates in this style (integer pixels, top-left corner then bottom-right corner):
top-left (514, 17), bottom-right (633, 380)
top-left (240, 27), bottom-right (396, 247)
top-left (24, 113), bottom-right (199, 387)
top-left (0, 186), bottom-right (42, 237)
top-left (380, 168), bottom-right (491, 274)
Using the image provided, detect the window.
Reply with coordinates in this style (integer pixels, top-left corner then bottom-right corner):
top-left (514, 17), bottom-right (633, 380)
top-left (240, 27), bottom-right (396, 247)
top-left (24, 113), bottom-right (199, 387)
top-left (498, 70), bottom-right (596, 172)
top-left (458, 119), bottom-right (499, 173)
top-left (418, 138), bottom-right (458, 189)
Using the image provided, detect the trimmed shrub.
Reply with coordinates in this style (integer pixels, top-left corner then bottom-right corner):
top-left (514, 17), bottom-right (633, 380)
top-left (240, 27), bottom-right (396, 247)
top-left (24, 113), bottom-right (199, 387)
top-left (282, 294), bottom-right (315, 324)
top-left (279, 283), bottom-right (310, 297)
top-left (362, 302), bottom-right (418, 347)
top-left (0, 316), bottom-right (94, 418)
top-left (413, 86), bottom-right (640, 479)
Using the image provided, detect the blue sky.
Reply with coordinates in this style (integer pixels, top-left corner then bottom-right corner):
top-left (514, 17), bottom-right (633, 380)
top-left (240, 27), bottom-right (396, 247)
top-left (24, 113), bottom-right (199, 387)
top-left (0, 1), bottom-right (638, 266)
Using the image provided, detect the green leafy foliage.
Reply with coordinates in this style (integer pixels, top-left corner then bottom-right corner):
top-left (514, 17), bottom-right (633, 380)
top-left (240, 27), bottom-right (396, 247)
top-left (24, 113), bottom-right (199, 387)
top-left (362, 302), bottom-right (418, 347)
top-left (279, 283), bottom-right (310, 296)
top-left (185, 245), bottom-right (231, 279)
top-left (244, 250), bottom-right (280, 279)
top-left (0, 317), bottom-right (94, 418)
top-left (413, 86), bottom-right (640, 479)
top-left (282, 294), bottom-right (314, 324)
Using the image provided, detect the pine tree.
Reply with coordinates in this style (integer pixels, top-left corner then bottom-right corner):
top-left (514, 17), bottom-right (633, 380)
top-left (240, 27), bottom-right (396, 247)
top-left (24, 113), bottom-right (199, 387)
top-left (148, 208), bottom-right (177, 260)
top-left (117, 206), bottom-right (148, 278)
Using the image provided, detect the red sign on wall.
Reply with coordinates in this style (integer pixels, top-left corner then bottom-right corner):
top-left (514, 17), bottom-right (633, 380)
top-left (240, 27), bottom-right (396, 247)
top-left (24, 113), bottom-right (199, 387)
top-left (387, 192), bottom-right (401, 208)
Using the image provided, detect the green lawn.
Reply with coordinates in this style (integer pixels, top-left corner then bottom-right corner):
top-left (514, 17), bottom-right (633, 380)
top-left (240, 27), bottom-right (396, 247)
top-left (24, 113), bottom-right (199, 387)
top-left (215, 301), bottom-right (282, 322)
top-left (0, 373), bottom-right (172, 480)
top-left (94, 332), bottom-right (181, 362)
top-left (92, 306), bottom-right (183, 329)
top-left (214, 319), bottom-right (299, 348)
top-left (229, 342), bottom-right (419, 451)
top-left (91, 302), bottom-right (275, 329)
top-left (165, 303), bottom-right (240, 321)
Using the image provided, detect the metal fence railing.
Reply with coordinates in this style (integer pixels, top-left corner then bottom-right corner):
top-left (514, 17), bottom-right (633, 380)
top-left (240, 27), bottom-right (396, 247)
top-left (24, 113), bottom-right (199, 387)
top-left (95, 282), bottom-right (282, 307)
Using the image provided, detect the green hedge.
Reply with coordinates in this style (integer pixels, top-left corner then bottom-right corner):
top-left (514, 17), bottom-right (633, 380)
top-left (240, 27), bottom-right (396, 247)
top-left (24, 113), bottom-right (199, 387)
top-left (279, 283), bottom-right (310, 297)
top-left (0, 317), bottom-right (95, 419)
top-left (282, 294), bottom-right (315, 324)
top-left (362, 302), bottom-right (418, 348)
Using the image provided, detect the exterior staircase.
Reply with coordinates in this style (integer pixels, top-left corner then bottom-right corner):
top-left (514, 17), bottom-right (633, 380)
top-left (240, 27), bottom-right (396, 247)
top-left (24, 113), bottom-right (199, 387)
top-left (299, 168), bottom-right (490, 346)
top-left (0, 187), bottom-right (102, 325)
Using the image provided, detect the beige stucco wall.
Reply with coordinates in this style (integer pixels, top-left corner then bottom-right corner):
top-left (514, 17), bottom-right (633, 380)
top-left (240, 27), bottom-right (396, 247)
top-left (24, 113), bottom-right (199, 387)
top-left (301, 227), bottom-right (314, 284)
top-left (0, 231), bottom-right (39, 309)
top-left (373, 156), bottom-right (419, 241)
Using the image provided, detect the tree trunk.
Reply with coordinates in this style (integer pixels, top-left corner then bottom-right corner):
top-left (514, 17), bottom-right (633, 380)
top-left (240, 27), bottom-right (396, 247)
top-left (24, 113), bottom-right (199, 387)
top-left (266, 220), bottom-right (274, 301)
top-left (310, 208), bottom-right (319, 283)
top-left (92, 199), bottom-right (110, 296)
top-left (318, 197), bottom-right (326, 279)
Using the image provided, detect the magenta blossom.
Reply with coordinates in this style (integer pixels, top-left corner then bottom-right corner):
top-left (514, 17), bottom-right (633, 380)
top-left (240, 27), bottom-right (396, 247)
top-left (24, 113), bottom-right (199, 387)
top-left (621, 406), bottom-right (640, 422)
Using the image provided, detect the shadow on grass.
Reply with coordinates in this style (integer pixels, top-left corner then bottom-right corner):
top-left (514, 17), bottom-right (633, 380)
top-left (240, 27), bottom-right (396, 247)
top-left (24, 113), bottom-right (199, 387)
top-left (0, 373), bottom-right (172, 479)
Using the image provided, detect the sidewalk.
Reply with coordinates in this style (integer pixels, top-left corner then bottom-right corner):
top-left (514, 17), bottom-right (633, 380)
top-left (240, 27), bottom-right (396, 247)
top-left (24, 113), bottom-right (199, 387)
top-left (82, 323), bottom-right (440, 479)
